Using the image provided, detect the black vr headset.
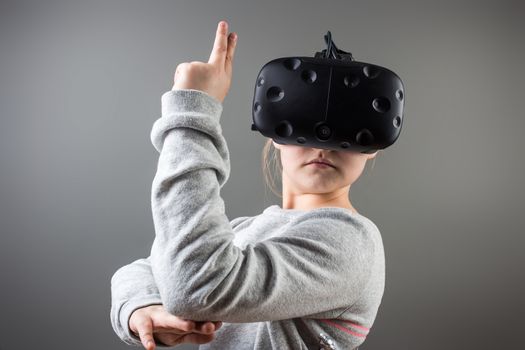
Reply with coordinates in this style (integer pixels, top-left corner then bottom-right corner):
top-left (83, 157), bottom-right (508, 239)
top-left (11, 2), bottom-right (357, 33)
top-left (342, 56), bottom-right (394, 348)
top-left (251, 31), bottom-right (405, 154)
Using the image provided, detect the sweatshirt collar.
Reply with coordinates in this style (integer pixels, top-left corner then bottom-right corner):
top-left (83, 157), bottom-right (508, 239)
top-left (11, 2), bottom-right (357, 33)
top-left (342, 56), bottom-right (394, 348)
top-left (263, 204), bottom-right (361, 217)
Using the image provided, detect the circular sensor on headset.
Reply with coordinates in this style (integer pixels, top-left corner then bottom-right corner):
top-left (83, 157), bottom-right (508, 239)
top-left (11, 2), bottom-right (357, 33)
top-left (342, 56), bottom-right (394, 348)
top-left (267, 86), bottom-right (285, 102)
top-left (315, 123), bottom-right (332, 141)
top-left (275, 121), bottom-right (293, 137)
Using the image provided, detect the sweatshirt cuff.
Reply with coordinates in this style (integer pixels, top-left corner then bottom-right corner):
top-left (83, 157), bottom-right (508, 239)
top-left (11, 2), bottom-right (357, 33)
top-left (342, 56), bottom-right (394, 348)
top-left (151, 89), bottom-right (225, 153)
top-left (119, 295), bottom-right (163, 346)
top-left (161, 89), bottom-right (223, 119)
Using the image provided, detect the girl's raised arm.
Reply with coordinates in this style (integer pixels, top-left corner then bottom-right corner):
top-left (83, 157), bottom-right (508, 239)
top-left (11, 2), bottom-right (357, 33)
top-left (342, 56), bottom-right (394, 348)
top-left (149, 87), bottom-right (378, 323)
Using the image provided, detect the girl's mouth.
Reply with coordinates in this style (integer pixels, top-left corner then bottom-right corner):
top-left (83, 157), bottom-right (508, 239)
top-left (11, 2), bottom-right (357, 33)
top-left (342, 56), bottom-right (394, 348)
top-left (307, 162), bottom-right (335, 169)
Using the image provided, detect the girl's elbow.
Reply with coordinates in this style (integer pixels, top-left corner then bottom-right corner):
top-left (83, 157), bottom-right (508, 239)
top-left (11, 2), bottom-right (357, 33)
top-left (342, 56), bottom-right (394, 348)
top-left (158, 283), bottom-right (202, 314)
top-left (160, 284), bottom-right (225, 320)
top-left (162, 292), bottom-right (212, 320)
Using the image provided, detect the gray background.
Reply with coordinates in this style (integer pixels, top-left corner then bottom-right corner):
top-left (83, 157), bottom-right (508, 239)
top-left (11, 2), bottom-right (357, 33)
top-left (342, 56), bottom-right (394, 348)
top-left (0, 0), bottom-right (524, 349)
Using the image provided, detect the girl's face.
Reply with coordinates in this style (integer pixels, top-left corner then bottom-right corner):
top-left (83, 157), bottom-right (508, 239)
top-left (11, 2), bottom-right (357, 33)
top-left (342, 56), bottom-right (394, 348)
top-left (272, 141), bottom-right (377, 195)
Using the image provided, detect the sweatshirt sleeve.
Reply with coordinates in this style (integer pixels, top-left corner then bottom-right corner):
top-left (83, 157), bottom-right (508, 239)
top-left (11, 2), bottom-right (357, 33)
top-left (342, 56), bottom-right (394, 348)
top-left (110, 256), bottom-right (168, 346)
top-left (149, 89), bottom-right (375, 323)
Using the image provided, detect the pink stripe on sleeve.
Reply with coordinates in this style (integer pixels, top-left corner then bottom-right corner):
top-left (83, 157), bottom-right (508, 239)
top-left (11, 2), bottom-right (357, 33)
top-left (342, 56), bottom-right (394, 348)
top-left (319, 319), bottom-right (368, 338)
top-left (337, 319), bottom-right (370, 332)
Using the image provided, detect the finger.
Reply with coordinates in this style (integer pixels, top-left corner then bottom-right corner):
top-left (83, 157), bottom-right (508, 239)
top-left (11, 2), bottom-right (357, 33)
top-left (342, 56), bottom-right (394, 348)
top-left (180, 332), bottom-right (216, 345)
top-left (135, 318), bottom-right (156, 350)
top-left (173, 62), bottom-right (191, 88)
top-left (208, 20), bottom-right (229, 67)
top-left (193, 321), bottom-right (215, 334)
top-left (224, 32), bottom-right (237, 72)
top-left (155, 332), bottom-right (182, 346)
top-left (154, 313), bottom-right (196, 333)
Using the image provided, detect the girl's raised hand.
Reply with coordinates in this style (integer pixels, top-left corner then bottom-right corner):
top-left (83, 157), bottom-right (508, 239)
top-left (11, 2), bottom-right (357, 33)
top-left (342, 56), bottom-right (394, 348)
top-left (172, 20), bottom-right (238, 104)
top-left (129, 304), bottom-right (223, 350)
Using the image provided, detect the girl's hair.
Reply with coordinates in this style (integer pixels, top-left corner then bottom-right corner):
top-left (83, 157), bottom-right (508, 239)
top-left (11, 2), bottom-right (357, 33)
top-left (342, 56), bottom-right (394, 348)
top-left (261, 138), bottom-right (380, 198)
top-left (262, 139), bottom-right (283, 198)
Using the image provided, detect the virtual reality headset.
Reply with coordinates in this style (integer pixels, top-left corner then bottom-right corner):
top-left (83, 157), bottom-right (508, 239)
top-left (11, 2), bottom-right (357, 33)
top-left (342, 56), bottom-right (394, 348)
top-left (250, 31), bottom-right (405, 154)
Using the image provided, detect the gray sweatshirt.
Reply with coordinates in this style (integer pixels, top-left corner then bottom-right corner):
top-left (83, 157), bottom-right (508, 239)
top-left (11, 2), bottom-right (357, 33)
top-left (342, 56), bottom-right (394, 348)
top-left (110, 89), bottom-right (385, 349)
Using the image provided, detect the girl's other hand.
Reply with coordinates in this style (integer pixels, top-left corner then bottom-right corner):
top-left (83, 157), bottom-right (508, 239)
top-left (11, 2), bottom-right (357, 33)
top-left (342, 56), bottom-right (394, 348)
top-left (172, 20), bottom-right (238, 104)
top-left (129, 304), bottom-right (223, 349)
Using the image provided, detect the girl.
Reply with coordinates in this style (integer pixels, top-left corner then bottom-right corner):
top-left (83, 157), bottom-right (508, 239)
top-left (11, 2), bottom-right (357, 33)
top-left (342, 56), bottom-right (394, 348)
top-left (110, 20), bottom-right (385, 350)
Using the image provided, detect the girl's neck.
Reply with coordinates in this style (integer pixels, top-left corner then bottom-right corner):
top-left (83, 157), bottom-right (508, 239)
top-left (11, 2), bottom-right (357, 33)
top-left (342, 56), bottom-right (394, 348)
top-left (282, 187), bottom-right (357, 214)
